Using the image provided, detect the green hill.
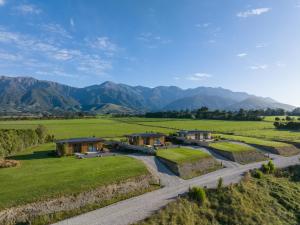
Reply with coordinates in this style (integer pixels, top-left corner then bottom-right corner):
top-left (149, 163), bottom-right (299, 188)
top-left (139, 165), bottom-right (300, 225)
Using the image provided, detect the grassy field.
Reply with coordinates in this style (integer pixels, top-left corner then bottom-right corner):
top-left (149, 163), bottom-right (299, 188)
top-left (0, 143), bottom-right (149, 210)
top-left (156, 148), bottom-right (210, 165)
top-left (218, 134), bottom-right (291, 148)
top-left (0, 118), bottom-right (171, 139)
top-left (209, 142), bottom-right (257, 153)
top-left (119, 117), bottom-right (300, 143)
top-left (0, 117), bottom-right (300, 143)
top-left (139, 165), bottom-right (300, 225)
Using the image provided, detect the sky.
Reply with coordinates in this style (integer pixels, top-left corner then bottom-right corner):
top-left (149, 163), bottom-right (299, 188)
top-left (0, 0), bottom-right (300, 106)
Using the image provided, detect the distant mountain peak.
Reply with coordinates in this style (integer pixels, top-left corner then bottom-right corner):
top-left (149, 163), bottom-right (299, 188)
top-left (0, 75), bottom-right (295, 114)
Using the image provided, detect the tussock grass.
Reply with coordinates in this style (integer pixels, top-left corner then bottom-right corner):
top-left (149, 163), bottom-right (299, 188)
top-left (139, 166), bottom-right (300, 225)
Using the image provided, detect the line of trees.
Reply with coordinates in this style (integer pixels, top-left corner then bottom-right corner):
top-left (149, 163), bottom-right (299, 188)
top-left (0, 125), bottom-right (54, 158)
top-left (143, 107), bottom-right (268, 121)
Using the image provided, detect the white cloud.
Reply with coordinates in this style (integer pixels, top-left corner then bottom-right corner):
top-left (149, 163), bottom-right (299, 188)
top-left (70, 18), bottom-right (75, 27)
top-left (187, 73), bottom-right (212, 81)
top-left (256, 43), bottom-right (268, 48)
top-left (250, 64), bottom-right (268, 70)
top-left (237, 8), bottom-right (271, 18)
top-left (53, 49), bottom-right (81, 61)
top-left (0, 0), bottom-right (5, 6)
top-left (137, 32), bottom-right (171, 47)
top-left (0, 52), bottom-right (22, 61)
top-left (87, 37), bottom-right (118, 55)
top-left (0, 26), bottom-right (116, 79)
top-left (41, 23), bottom-right (72, 39)
top-left (173, 77), bottom-right (180, 80)
top-left (276, 62), bottom-right (286, 68)
top-left (237, 53), bottom-right (248, 58)
top-left (15, 4), bottom-right (42, 15)
top-left (195, 23), bottom-right (210, 28)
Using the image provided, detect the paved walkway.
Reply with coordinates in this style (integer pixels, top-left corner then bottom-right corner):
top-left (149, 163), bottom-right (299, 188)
top-left (54, 153), bottom-right (300, 225)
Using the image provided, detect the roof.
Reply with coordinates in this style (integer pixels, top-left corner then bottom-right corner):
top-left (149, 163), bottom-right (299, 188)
top-left (178, 130), bottom-right (211, 134)
top-left (55, 137), bottom-right (105, 144)
top-left (126, 133), bottom-right (166, 138)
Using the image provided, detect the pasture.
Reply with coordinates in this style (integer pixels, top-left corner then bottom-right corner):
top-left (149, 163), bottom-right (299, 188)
top-left (118, 117), bottom-right (300, 143)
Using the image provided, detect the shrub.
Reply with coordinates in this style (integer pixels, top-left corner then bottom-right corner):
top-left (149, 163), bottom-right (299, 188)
top-left (268, 160), bottom-right (275, 173)
top-left (261, 163), bottom-right (270, 174)
top-left (252, 169), bottom-right (263, 179)
top-left (188, 186), bottom-right (207, 205)
top-left (217, 177), bottom-right (223, 190)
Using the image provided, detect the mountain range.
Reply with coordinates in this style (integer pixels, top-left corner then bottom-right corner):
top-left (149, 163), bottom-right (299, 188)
top-left (0, 76), bottom-right (295, 114)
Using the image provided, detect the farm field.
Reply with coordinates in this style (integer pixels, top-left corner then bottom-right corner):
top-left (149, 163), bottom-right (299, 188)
top-left (0, 117), bottom-right (172, 139)
top-left (0, 117), bottom-right (300, 143)
top-left (209, 142), bottom-right (256, 153)
top-left (119, 117), bottom-right (300, 143)
top-left (0, 143), bottom-right (149, 210)
top-left (156, 148), bottom-right (210, 165)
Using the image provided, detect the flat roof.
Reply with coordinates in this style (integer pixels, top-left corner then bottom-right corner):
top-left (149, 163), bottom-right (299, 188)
top-left (55, 137), bottom-right (105, 144)
top-left (126, 133), bottom-right (166, 138)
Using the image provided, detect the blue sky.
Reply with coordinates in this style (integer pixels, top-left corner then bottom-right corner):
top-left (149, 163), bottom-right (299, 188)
top-left (0, 0), bottom-right (300, 106)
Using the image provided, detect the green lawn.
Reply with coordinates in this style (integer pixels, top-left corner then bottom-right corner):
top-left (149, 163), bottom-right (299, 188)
top-left (0, 143), bottom-right (149, 210)
top-left (209, 142), bottom-right (257, 153)
top-left (157, 148), bottom-right (210, 165)
top-left (218, 134), bottom-right (291, 148)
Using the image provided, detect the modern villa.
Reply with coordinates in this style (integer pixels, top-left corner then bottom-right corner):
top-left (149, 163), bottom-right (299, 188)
top-left (177, 130), bottom-right (212, 141)
top-left (126, 133), bottom-right (166, 147)
top-left (56, 137), bottom-right (105, 156)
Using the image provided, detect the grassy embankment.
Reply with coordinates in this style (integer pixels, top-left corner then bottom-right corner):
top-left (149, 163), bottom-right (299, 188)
top-left (209, 142), bottom-right (266, 164)
top-left (157, 148), bottom-right (221, 179)
top-left (218, 134), bottom-right (300, 156)
top-left (139, 165), bottom-right (300, 225)
top-left (157, 148), bottom-right (210, 165)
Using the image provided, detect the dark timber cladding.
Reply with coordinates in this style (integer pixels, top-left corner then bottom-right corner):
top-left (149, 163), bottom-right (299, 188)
top-left (178, 130), bottom-right (212, 141)
top-left (126, 133), bottom-right (166, 146)
top-left (55, 137), bottom-right (105, 156)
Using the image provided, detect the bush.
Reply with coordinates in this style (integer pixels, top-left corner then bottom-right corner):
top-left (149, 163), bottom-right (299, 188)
top-left (0, 128), bottom-right (52, 157)
top-left (252, 169), bottom-right (263, 179)
top-left (188, 186), bottom-right (207, 205)
top-left (261, 163), bottom-right (270, 174)
top-left (261, 160), bottom-right (276, 174)
top-left (268, 160), bottom-right (275, 173)
top-left (217, 177), bottom-right (223, 190)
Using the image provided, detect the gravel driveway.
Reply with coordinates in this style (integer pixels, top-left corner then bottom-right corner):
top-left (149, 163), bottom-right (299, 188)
top-left (53, 152), bottom-right (300, 225)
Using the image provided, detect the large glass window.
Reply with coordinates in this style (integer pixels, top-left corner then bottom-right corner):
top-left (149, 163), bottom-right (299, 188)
top-left (88, 144), bottom-right (96, 152)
